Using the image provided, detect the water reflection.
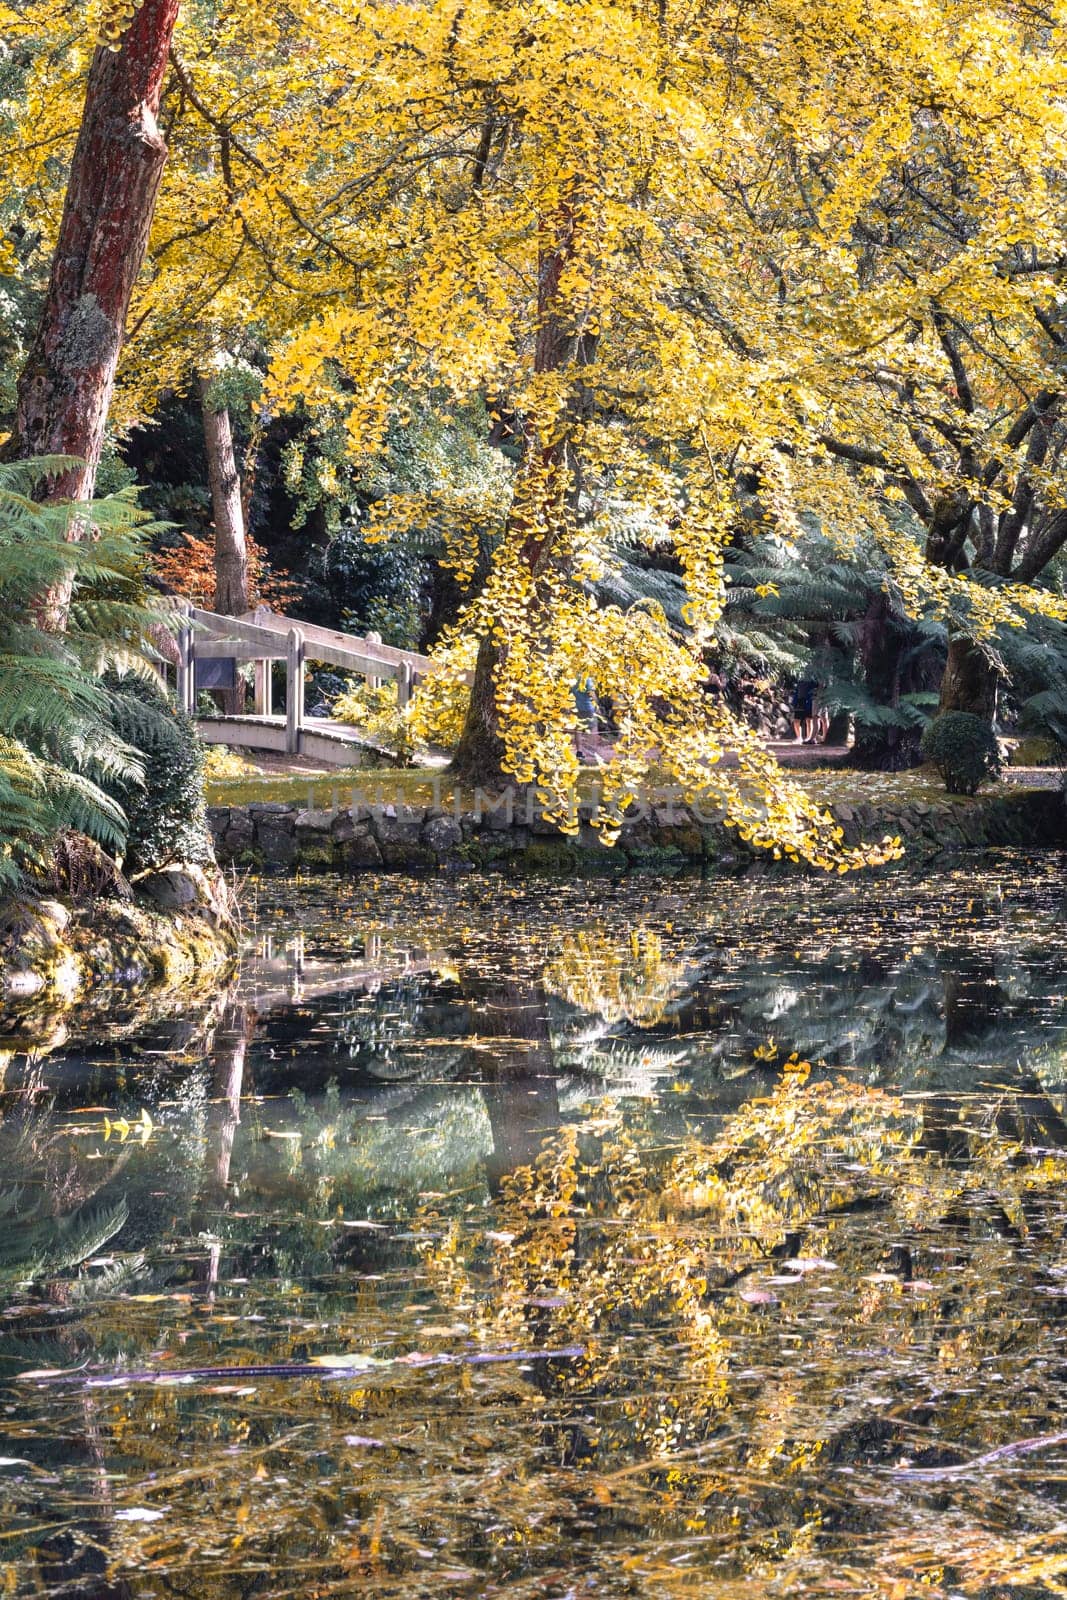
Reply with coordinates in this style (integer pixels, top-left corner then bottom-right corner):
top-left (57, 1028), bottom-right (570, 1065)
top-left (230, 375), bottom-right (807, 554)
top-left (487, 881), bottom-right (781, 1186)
top-left (0, 855), bottom-right (1064, 1596)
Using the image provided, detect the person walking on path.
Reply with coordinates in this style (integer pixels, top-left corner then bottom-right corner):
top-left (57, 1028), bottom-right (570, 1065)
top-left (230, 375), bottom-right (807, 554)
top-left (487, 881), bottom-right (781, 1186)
top-left (791, 677), bottom-right (817, 743)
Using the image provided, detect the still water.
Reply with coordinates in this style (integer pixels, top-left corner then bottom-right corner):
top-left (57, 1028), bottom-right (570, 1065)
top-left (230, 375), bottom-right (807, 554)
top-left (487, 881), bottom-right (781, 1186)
top-left (1, 856), bottom-right (1066, 1598)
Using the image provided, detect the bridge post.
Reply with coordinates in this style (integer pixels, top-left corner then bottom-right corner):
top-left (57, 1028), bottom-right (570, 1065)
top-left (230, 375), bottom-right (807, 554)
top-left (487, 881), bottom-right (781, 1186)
top-left (253, 605), bottom-right (274, 713)
top-left (254, 657), bottom-right (273, 717)
top-left (176, 605), bottom-right (195, 714)
top-left (366, 629), bottom-right (383, 689)
top-left (286, 627), bottom-right (305, 754)
top-left (397, 660), bottom-right (413, 710)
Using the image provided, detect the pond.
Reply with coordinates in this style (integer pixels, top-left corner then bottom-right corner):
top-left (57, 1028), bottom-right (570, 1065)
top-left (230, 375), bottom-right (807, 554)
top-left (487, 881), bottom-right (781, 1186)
top-left (1, 854), bottom-right (1066, 1598)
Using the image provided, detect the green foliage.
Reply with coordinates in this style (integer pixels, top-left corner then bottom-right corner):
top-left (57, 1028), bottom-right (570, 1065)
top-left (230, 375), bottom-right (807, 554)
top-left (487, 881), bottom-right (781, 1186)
top-left (279, 401), bottom-right (509, 641)
top-left (94, 439), bottom-right (139, 498)
top-left (200, 352), bottom-right (264, 415)
top-left (103, 670), bottom-right (213, 874)
top-left (326, 522), bottom-right (426, 648)
top-left (920, 711), bottom-right (1001, 795)
top-left (596, 555), bottom-right (688, 632)
top-left (995, 610), bottom-right (1067, 745)
top-left (0, 460), bottom-right (176, 890)
top-left (1010, 735), bottom-right (1066, 767)
top-left (726, 532), bottom-right (945, 739)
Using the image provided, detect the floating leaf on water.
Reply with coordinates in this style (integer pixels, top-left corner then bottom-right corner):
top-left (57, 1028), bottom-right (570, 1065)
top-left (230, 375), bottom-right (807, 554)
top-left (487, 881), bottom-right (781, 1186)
top-left (16, 1366), bottom-right (85, 1382)
top-left (311, 1353), bottom-right (380, 1370)
top-left (739, 1289), bottom-right (779, 1306)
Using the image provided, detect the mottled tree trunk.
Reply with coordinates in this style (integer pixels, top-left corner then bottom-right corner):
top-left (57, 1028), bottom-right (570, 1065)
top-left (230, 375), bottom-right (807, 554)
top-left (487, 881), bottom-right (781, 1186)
top-left (2, 0), bottom-right (181, 620)
top-left (195, 1003), bottom-right (250, 1288)
top-left (938, 635), bottom-right (999, 721)
top-left (200, 377), bottom-right (249, 712)
top-left (209, 1002), bottom-right (249, 1192)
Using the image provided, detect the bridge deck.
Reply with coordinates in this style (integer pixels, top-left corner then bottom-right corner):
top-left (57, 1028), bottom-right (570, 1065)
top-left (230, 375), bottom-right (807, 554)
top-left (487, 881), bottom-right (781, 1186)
top-left (196, 713), bottom-right (397, 766)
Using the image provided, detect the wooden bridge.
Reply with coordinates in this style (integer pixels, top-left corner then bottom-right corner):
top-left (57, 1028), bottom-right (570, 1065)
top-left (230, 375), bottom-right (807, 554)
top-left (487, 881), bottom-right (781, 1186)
top-left (174, 605), bottom-right (469, 766)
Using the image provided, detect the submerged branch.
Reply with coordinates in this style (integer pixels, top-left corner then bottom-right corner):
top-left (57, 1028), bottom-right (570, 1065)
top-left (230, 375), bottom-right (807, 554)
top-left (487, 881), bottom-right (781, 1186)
top-left (891, 1429), bottom-right (1067, 1480)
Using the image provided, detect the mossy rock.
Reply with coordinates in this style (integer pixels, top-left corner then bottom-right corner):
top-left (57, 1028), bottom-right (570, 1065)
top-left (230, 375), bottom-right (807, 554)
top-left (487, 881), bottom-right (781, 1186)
top-left (576, 845), bottom-right (630, 877)
top-left (671, 824), bottom-right (707, 859)
top-left (378, 841), bottom-right (438, 872)
top-left (458, 837), bottom-right (518, 869)
top-left (518, 839), bottom-right (583, 875)
top-left (0, 892), bottom-right (237, 1037)
top-left (295, 840), bottom-right (339, 870)
top-left (700, 827), bottom-right (727, 861)
top-left (648, 823), bottom-right (704, 858)
top-left (625, 845), bottom-right (688, 876)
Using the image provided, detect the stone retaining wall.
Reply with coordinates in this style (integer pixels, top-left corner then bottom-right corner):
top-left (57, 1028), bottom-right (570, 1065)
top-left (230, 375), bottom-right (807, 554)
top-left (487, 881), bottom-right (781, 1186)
top-left (208, 783), bottom-right (1066, 877)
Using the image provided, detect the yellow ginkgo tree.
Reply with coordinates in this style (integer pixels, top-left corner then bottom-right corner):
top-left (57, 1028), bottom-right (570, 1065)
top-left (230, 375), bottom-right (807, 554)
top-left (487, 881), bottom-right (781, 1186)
top-left (254, 0), bottom-right (1067, 856)
top-left (7, 0), bottom-right (1067, 865)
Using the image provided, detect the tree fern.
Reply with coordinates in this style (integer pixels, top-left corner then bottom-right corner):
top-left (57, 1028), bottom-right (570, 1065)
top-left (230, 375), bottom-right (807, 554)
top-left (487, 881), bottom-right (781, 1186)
top-left (995, 610), bottom-right (1067, 742)
top-left (596, 555), bottom-right (688, 630)
top-left (723, 530), bottom-right (946, 756)
top-left (0, 461), bottom-right (178, 890)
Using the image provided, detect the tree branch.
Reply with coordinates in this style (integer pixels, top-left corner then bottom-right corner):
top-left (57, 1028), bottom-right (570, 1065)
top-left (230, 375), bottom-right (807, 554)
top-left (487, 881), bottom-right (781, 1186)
top-left (168, 51), bottom-right (367, 274)
top-left (817, 433), bottom-right (932, 522)
top-left (1013, 506), bottom-right (1067, 583)
top-left (932, 309), bottom-right (974, 414)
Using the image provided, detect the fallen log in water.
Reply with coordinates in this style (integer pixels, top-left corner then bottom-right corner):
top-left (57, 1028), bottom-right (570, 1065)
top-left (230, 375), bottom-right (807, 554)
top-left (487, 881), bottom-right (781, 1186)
top-left (16, 1345), bottom-right (586, 1389)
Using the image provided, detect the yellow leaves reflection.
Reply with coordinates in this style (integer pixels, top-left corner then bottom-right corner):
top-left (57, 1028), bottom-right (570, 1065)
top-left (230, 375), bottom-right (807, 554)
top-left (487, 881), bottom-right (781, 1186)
top-left (418, 1066), bottom-right (1067, 1593)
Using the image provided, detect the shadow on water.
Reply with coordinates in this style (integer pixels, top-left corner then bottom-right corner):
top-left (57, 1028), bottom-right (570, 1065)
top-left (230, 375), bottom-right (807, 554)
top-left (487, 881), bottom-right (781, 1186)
top-left (0, 852), bottom-right (1066, 1596)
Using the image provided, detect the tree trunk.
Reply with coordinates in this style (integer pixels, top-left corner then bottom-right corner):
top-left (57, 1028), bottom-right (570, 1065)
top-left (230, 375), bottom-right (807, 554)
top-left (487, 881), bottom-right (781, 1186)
top-left (938, 635), bottom-right (999, 721)
top-left (451, 191), bottom-right (583, 785)
top-left (847, 593), bottom-right (924, 770)
top-left (451, 631), bottom-right (508, 787)
top-left (200, 376), bottom-right (249, 712)
top-left (2, 0), bottom-right (181, 621)
top-left (201, 380), bottom-right (249, 617)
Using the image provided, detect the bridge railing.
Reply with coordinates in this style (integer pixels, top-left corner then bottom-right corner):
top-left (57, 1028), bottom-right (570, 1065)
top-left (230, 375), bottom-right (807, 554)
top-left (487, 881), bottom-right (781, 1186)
top-left (175, 604), bottom-right (472, 757)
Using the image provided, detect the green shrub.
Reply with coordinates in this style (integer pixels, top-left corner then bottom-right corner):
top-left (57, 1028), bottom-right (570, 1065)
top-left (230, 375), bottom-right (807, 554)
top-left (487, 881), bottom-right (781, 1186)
top-left (920, 712), bottom-right (1001, 796)
top-left (104, 672), bottom-right (214, 873)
